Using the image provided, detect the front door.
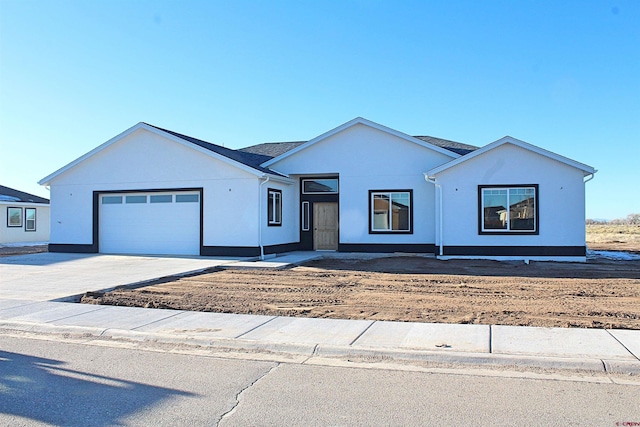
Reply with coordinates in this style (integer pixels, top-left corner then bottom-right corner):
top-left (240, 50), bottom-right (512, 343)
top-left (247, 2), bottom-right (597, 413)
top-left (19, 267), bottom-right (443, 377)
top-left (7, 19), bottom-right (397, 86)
top-left (313, 202), bottom-right (338, 250)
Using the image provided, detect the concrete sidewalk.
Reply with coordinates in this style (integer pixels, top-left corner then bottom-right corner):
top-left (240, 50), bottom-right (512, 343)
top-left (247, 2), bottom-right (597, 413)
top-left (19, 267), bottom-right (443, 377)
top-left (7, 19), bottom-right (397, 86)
top-left (1, 252), bottom-right (639, 374)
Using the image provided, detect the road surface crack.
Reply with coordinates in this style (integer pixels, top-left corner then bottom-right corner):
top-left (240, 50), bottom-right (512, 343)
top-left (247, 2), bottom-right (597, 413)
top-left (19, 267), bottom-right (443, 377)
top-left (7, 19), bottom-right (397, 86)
top-left (216, 362), bottom-right (280, 426)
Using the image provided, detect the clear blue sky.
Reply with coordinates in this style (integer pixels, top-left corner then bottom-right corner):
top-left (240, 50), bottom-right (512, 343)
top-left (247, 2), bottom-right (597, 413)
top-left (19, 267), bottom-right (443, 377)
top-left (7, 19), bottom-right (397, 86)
top-left (1, 0), bottom-right (638, 220)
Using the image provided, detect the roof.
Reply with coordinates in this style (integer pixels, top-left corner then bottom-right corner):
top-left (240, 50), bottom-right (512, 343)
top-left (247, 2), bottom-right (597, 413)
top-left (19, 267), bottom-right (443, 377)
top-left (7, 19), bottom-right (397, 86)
top-left (143, 124), bottom-right (280, 175)
top-left (426, 136), bottom-right (596, 177)
top-left (261, 117), bottom-right (461, 167)
top-left (239, 141), bottom-right (307, 158)
top-left (413, 136), bottom-right (478, 156)
top-left (39, 122), bottom-right (292, 186)
top-left (0, 185), bottom-right (49, 204)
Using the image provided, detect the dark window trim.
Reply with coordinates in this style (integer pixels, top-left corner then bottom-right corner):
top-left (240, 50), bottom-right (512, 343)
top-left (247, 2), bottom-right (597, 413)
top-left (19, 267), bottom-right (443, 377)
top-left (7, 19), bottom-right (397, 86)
top-left (368, 189), bottom-right (413, 234)
top-left (478, 184), bottom-right (539, 235)
top-left (25, 208), bottom-right (36, 232)
top-left (7, 207), bottom-right (22, 227)
top-left (267, 188), bottom-right (282, 227)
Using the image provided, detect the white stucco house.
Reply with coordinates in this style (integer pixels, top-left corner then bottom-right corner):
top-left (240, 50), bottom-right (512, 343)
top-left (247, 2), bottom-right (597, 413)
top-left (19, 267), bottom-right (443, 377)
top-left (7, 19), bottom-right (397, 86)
top-left (39, 117), bottom-right (596, 261)
top-left (1, 185), bottom-right (50, 245)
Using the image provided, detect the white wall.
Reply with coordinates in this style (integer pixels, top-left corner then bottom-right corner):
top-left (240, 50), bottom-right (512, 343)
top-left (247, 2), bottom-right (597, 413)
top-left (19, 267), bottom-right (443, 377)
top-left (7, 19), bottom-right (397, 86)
top-left (260, 179), bottom-right (299, 247)
top-left (0, 203), bottom-right (50, 244)
top-left (47, 128), bottom-right (263, 247)
top-left (269, 123), bottom-right (456, 245)
top-left (435, 143), bottom-right (587, 249)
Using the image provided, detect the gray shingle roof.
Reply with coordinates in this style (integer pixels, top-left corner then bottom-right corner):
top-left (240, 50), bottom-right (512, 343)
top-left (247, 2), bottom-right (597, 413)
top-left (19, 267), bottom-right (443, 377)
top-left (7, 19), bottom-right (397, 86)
top-left (145, 124), bottom-right (477, 176)
top-left (413, 136), bottom-right (478, 156)
top-left (239, 141), bottom-right (306, 158)
top-left (145, 124), bottom-right (282, 176)
top-left (0, 185), bottom-right (49, 204)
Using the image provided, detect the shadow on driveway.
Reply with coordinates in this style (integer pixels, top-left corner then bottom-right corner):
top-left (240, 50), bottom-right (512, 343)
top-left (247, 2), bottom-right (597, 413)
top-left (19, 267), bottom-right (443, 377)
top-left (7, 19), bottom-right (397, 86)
top-left (0, 350), bottom-right (194, 426)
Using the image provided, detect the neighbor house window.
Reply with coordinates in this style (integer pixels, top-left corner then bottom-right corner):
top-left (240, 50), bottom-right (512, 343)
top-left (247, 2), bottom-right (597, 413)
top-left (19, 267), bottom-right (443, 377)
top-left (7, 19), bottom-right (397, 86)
top-left (25, 208), bottom-right (36, 231)
top-left (268, 189), bottom-right (282, 226)
top-left (369, 190), bottom-right (412, 233)
top-left (479, 185), bottom-right (538, 234)
top-left (7, 207), bottom-right (22, 227)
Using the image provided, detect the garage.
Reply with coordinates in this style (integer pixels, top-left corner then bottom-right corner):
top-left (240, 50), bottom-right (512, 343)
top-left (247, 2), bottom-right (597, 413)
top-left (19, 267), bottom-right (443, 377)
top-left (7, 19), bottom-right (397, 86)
top-left (99, 191), bottom-right (201, 255)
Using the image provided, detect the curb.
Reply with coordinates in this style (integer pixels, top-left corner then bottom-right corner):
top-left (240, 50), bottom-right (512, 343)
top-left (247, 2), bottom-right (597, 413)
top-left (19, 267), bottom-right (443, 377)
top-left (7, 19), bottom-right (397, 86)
top-left (2, 320), bottom-right (639, 375)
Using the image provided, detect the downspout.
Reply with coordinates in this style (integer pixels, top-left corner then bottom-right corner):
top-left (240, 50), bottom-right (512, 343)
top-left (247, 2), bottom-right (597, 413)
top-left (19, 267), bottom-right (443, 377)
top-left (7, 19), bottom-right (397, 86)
top-left (258, 176), bottom-right (270, 260)
top-left (583, 172), bottom-right (595, 184)
top-left (424, 174), bottom-right (443, 257)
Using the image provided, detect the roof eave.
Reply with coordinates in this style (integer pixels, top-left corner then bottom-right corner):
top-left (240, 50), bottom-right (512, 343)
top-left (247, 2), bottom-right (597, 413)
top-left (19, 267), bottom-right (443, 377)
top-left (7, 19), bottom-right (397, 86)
top-left (426, 136), bottom-right (596, 177)
top-left (262, 117), bottom-right (459, 168)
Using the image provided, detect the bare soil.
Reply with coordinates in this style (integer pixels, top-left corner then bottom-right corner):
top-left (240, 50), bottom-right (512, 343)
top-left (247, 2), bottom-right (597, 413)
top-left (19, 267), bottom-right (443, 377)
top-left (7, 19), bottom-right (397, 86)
top-left (0, 245), bottom-right (48, 257)
top-left (82, 255), bottom-right (640, 330)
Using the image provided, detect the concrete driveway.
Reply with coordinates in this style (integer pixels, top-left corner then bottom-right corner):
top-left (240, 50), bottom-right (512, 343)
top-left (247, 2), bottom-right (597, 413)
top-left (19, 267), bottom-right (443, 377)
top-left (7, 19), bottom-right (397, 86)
top-left (0, 253), bottom-right (246, 301)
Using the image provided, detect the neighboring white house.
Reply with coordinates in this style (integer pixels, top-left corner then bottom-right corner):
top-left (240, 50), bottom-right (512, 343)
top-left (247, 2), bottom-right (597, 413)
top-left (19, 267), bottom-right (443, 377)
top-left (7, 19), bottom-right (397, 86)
top-left (0, 185), bottom-right (50, 245)
top-left (39, 117), bottom-right (596, 261)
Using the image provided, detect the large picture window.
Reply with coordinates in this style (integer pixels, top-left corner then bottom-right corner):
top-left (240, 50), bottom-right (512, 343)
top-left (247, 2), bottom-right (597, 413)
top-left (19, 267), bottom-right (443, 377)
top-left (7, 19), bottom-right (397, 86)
top-left (369, 190), bottom-right (412, 233)
top-left (479, 185), bottom-right (538, 234)
top-left (7, 207), bottom-right (22, 227)
top-left (268, 189), bottom-right (282, 226)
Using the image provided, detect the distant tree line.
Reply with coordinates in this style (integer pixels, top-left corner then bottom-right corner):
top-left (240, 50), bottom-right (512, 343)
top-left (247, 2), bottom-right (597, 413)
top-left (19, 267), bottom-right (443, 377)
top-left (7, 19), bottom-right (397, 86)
top-left (587, 213), bottom-right (640, 225)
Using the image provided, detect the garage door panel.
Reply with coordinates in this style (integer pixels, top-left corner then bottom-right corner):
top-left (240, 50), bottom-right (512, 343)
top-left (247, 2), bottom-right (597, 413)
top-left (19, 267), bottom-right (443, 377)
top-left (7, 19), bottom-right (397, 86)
top-left (99, 192), bottom-right (200, 255)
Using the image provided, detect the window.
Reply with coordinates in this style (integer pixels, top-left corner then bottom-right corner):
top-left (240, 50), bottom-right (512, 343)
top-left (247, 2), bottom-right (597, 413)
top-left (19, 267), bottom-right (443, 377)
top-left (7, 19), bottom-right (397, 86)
top-left (369, 190), bottom-right (412, 233)
top-left (125, 195), bottom-right (147, 204)
top-left (176, 194), bottom-right (199, 203)
top-left (102, 196), bottom-right (122, 204)
top-left (7, 207), bottom-right (22, 227)
top-left (302, 179), bottom-right (339, 194)
top-left (301, 201), bottom-right (310, 231)
top-left (150, 195), bottom-right (172, 203)
top-left (268, 189), bottom-right (282, 226)
top-left (479, 185), bottom-right (538, 234)
top-left (25, 208), bottom-right (36, 231)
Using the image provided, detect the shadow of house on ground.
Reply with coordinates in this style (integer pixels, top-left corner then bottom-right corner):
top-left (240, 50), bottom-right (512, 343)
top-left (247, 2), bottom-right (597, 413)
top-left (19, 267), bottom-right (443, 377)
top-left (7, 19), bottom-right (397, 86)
top-left (0, 350), bottom-right (195, 426)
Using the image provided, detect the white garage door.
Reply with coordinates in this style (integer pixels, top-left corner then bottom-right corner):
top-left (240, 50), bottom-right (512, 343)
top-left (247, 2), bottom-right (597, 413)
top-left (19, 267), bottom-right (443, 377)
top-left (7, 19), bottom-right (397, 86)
top-left (99, 191), bottom-right (200, 255)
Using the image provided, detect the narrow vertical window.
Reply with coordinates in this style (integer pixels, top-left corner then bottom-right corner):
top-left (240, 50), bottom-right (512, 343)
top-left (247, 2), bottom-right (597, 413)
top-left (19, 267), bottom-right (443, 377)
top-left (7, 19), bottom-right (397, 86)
top-left (268, 189), bottom-right (282, 226)
top-left (301, 201), bottom-right (310, 231)
top-left (25, 208), bottom-right (36, 231)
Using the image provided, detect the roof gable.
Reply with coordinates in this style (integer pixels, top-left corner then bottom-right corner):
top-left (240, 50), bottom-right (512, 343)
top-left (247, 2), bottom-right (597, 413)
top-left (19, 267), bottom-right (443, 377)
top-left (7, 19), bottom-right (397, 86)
top-left (0, 185), bottom-right (49, 204)
top-left (261, 117), bottom-right (460, 168)
top-left (39, 123), bottom-right (289, 186)
top-left (426, 136), bottom-right (596, 177)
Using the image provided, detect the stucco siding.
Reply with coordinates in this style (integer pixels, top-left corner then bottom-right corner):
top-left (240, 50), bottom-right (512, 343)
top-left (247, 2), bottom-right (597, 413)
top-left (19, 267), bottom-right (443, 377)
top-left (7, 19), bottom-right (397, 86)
top-left (269, 123), bottom-right (455, 245)
top-left (435, 143), bottom-right (587, 249)
top-left (0, 203), bottom-right (50, 244)
top-left (47, 129), bottom-right (263, 248)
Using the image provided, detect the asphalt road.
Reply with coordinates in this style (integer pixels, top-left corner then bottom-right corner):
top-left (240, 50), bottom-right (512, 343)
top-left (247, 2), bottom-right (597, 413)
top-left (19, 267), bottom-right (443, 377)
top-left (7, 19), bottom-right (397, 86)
top-left (1, 335), bottom-right (638, 426)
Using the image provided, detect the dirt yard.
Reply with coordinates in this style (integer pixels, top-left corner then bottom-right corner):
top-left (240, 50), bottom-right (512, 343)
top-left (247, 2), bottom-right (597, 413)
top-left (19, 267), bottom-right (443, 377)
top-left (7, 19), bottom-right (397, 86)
top-left (82, 255), bottom-right (640, 330)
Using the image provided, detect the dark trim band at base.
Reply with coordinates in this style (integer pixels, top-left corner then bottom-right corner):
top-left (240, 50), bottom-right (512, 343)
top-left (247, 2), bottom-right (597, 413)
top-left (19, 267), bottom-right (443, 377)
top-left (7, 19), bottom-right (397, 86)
top-left (338, 243), bottom-right (435, 253)
top-left (49, 243), bottom-right (97, 253)
top-left (442, 245), bottom-right (586, 257)
top-left (202, 242), bottom-right (300, 257)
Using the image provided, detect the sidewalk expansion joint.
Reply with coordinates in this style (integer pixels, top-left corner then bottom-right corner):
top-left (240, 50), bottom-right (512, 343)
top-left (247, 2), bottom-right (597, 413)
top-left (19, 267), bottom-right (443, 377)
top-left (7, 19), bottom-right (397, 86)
top-left (489, 325), bottom-right (493, 354)
top-left (605, 329), bottom-right (639, 361)
top-left (234, 316), bottom-right (277, 339)
top-left (216, 362), bottom-right (280, 426)
top-left (348, 321), bottom-right (376, 346)
top-left (131, 310), bottom-right (185, 330)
